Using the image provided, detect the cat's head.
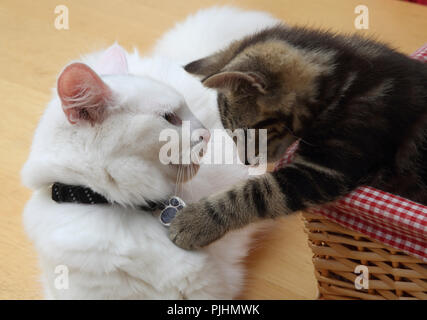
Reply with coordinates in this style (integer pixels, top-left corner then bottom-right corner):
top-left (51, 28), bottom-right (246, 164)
top-left (22, 44), bottom-right (210, 207)
top-left (184, 26), bottom-right (333, 163)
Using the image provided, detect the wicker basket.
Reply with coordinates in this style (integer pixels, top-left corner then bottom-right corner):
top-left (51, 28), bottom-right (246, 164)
top-left (302, 211), bottom-right (427, 300)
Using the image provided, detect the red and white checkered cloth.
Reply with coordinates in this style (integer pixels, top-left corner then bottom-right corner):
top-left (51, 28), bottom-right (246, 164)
top-left (274, 44), bottom-right (427, 261)
top-left (411, 43), bottom-right (427, 62)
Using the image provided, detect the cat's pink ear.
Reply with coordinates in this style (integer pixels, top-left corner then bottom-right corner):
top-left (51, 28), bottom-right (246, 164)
top-left (202, 71), bottom-right (267, 94)
top-left (57, 63), bottom-right (112, 125)
top-left (96, 43), bottom-right (129, 75)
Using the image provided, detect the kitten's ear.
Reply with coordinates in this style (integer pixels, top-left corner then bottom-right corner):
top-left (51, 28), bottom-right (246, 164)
top-left (96, 43), bottom-right (129, 75)
top-left (202, 71), bottom-right (267, 94)
top-left (184, 44), bottom-right (239, 77)
top-left (57, 63), bottom-right (112, 125)
top-left (184, 55), bottom-right (223, 77)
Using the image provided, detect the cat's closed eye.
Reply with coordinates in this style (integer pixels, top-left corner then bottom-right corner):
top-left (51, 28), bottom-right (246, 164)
top-left (163, 112), bottom-right (182, 126)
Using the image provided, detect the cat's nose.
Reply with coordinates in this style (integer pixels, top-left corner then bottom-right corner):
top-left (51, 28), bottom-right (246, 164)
top-left (200, 129), bottom-right (211, 143)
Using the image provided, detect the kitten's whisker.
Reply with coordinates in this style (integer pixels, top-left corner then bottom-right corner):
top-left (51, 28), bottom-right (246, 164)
top-left (282, 125), bottom-right (314, 146)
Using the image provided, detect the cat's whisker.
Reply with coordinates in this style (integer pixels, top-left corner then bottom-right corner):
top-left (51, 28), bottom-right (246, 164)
top-left (186, 163), bottom-right (195, 201)
top-left (175, 164), bottom-right (184, 197)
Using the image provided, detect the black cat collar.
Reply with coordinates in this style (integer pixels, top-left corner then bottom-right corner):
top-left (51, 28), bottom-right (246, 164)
top-left (51, 182), bottom-right (161, 212)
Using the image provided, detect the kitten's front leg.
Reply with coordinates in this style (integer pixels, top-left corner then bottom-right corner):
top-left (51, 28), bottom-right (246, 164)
top-left (168, 201), bottom-right (226, 250)
top-left (169, 174), bottom-right (286, 250)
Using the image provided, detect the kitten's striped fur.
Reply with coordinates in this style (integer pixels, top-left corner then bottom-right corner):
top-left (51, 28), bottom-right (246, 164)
top-left (169, 26), bottom-right (427, 249)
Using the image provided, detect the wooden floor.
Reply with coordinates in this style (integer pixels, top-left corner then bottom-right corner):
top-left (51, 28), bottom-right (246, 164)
top-left (1, 0), bottom-right (426, 300)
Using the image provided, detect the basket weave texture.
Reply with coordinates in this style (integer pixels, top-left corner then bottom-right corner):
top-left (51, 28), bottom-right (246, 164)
top-left (302, 211), bottom-right (427, 300)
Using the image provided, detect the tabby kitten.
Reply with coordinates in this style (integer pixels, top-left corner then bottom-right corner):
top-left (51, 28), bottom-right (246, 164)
top-left (169, 25), bottom-right (427, 250)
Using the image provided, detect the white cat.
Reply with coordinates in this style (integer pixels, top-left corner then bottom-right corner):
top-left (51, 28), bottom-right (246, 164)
top-left (22, 7), bottom-right (279, 299)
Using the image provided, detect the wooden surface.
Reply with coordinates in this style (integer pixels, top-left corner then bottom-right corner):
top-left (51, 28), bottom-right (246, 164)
top-left (1, 0), bottom-right (426, 300)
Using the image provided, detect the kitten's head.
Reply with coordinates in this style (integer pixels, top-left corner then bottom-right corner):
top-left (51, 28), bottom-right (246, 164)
top-left (184, 26), bottom-right (333, 163)
top-left (22, 44), bottom-right (210, 207)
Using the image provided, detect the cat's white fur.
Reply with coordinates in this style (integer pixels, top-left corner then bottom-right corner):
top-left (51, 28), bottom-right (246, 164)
top-left (22, 7), bottom-right (279, 299)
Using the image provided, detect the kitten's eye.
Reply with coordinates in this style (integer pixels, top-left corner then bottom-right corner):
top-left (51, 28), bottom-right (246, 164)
top-left (163, 113), bottom-right (182, 126)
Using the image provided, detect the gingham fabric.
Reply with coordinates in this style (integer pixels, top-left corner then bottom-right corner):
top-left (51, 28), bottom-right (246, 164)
top-left (411, 43), bottom-right (427, 62)
top-left (274, 44), bottom-right (427, 261)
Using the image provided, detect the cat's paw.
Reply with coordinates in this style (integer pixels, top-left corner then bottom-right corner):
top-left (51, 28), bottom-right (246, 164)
top-left (168, 202), bottom-right (226, 250)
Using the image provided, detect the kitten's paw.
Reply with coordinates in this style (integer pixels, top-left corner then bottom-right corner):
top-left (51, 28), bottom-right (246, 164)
top-left (159, 197), bottom-right (185, 226)
top-left (168, 203), bottom-right (226, 250)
